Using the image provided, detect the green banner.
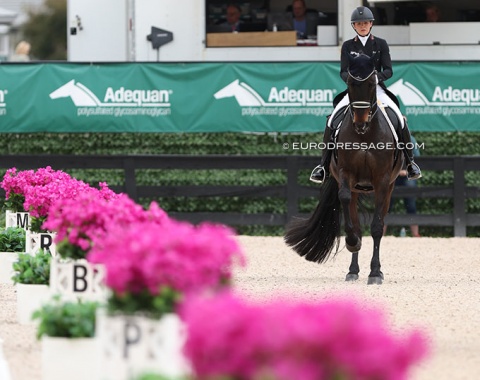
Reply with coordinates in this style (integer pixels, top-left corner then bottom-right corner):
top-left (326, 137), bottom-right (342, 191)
top-left (0, 62), bottom-right (479, 133)
top-left (391, 62), bottom-right (480, 132)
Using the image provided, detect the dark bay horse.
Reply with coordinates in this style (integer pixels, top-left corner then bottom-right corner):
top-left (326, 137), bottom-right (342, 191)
top-left (285, 54), bottom-right (403, 285)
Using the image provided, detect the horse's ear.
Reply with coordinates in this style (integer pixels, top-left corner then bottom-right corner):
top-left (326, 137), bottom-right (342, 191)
top-left (348, 53), bottom-right (356, 66)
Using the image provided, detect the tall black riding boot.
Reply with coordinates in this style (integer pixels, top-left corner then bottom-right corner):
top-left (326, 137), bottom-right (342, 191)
top-left (310, 126), bottom-right (334, 184)
top-left (400, 119), bottom-right (422, 180)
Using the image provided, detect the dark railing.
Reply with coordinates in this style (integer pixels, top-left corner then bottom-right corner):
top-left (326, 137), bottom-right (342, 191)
top-left (0, 155), bottom-right (479, 237)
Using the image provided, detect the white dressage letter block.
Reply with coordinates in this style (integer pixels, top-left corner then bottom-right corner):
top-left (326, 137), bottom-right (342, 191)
top-left (25, 231), bottom-right (57, 256)
top-left (96, 312), bottom-right (190, 380)
top-left (5, 211), bottom-right (30, 230)
top-left (50, 258), bottom-right (106, 302)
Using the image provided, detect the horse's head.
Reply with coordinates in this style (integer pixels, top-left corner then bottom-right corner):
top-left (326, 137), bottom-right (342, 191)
top-left (347, 54), bottom-right (377, 135)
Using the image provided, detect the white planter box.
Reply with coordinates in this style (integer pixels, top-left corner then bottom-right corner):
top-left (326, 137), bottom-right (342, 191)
top-left (0, 252), bottom-right (18, 284)
top-left (16, 283), bottom-right (50, 325)
top-left (49, 257), bottom-right (106, 302)
top-left (42, 336), bottom-right (99, 380)
top-left (5, 211), bottom-right (30, 230)
top-left (96, 310), bottom-right (190, 380)
top-left (25, 231), bottom-right (57, 256)
top-left (0, 338), bottom-right (13, 380)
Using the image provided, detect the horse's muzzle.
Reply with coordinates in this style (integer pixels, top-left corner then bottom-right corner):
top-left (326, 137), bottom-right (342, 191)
top-left (351, 102), bottom-right (371, 134)
top-left (354, 122), bottom-right (369, 134)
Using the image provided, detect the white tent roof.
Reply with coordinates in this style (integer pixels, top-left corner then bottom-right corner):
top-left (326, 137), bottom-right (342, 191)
top-left (0, 7), bottom-right (17, 24)
top-left (1, 0), bottom-right (44, 27)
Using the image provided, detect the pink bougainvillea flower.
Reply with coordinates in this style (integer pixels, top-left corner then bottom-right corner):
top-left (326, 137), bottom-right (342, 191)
top-left (1, 166), bottom-right (118, 218)
top-left (180, 292), bottom-right (430, 380)
top-left (87, 218), bottom-right (246, 297)
top-left (44, 188), bottom-right (168, 254)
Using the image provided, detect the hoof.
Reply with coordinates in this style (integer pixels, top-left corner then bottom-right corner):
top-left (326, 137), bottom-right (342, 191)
top-left (367, 276), bottom-right (383, 285)
top-left (345, 273), bottom-right (359, 281)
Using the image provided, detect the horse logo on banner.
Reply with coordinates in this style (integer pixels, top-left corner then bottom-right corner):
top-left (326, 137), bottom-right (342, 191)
top-left (214, 79), bottom-right (265, 106)
top-left (49, 80), bottom-right (102, 106)
top-left (388, 79), bottom-right (429, 106)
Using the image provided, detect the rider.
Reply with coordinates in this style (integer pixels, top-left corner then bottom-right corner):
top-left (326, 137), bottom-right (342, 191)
top-left (310, 6), bottom-right (422, 184)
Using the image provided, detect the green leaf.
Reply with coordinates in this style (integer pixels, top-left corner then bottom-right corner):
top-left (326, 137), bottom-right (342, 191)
top-left (32, 297), bottom-right (99, 339)
top-left (11, 250), bottom-right (51, 285)
top-left (0, 227), bottom-right (26, 252)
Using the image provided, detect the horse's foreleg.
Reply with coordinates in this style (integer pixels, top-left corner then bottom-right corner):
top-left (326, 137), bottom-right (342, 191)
top-left (338, 178), bottom-right (361, 253)
top-left (368, 182), bottom-right (394, 285)
top-left (346, 252), bottom-right (360, 281)
top-left (346, 193), bottom-right (361, 281)
top-left (368, 210), bottom-right (384, 285)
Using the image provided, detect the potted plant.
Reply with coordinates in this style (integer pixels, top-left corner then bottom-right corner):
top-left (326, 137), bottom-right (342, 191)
top-left (0, 336), bottom-right (13, 380)
top-left (44, 190), bottom-right (167, 302)
top-left (181, 292), bottom-right (430, 380)
top-left (12, 250), bottom-right (52, 324)
top-left (0, 166), bottom-right (95, 255)
top-left (32, 297), bottom-right (100, 380)
top-left (0, 227), bottom-right (26, 284)
top-left (0, 167), bottom-right (27, 214)
top-left (88, 218), bottom-right (245, 380)
top-left (20, 168), bottom-right (89, 255)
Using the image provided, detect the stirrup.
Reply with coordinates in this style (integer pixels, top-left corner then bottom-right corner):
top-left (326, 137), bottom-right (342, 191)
top-left (407, 162), bottom-right (422, 180)
top-left (310, 165), bottom-right (326, 184)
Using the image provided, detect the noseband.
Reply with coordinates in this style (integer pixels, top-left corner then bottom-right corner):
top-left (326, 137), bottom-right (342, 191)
top-left (347, 69), bottom-right (378, 127)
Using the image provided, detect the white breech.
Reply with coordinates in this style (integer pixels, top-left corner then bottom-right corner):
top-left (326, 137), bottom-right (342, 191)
top-left (327, 85), bottom-right (405, 129)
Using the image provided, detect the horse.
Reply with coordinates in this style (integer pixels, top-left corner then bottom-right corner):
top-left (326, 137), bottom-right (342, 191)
top-left (49, 80), bottom-right (102, 106)
top-left (284, 53), bottom-right (403, 285)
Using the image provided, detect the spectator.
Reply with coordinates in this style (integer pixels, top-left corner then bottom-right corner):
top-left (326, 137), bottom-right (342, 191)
top-left (9, 41), bottom-right (31, 62)
top-left (222, 4), bottom-right (243, 32)
top-left (289, 0), bottom-right (320, 38)
top-left (425, 4), bottom-right (441, 22)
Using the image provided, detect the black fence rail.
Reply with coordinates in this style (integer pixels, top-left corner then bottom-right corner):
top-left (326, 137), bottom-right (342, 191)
top-left (0, 155), bottom-right (479, 237)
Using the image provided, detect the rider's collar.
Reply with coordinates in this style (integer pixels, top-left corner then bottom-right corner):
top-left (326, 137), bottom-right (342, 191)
top-left (356, 33), bottom-right (371, 46)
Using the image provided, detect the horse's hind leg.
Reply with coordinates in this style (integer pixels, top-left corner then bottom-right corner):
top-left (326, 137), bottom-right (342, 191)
top-left (338, 178), bottom-right (361, 252)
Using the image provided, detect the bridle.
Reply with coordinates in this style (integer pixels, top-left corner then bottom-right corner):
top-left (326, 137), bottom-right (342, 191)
top-left (347, 68), bottom-right (378, 126)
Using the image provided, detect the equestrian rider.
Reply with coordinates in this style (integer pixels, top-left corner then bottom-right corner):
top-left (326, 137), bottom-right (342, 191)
top-left (310, 6), bottom-right (422, 184)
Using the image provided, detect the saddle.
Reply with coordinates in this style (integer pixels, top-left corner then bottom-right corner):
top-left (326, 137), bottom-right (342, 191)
top-left (331, 88), bottom-right (402, 134)
top-left (328, 86), bottom-right (404, 177)
top-left (329, 105), bottom-right (402, 141)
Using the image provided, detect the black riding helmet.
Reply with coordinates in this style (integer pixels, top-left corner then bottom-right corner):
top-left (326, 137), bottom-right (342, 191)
top-left (351, 6), bottom-right (375, 23)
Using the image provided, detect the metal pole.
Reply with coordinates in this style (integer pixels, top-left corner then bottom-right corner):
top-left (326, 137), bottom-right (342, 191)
top-left (126, 0), bottom-right (136, 61)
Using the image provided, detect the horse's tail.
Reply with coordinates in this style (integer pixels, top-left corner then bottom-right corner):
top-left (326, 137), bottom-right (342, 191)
top-left (284, 176), bottom-right (341, 263)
